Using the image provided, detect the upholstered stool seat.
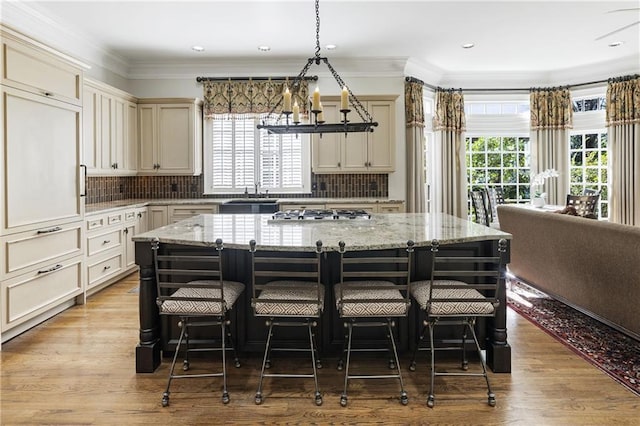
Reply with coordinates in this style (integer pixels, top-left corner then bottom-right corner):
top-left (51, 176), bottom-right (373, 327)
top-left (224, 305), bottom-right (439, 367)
top-left (411, 280), bottom-right (497, 316)
top-left (159, 280), bottom-right (245, 315)
top-left (334, 281), bottom-right (409, 317)
top-left (254, 281), bottom-right (325, 317)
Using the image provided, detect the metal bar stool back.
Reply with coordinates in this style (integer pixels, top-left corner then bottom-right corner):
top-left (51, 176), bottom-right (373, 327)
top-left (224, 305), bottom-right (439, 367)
top-left (249, 239), bottom-right (324, 406)
top-left (335, 240), bottom-right (414, 407)
top-left (153, 237), bottom-right (245, 406)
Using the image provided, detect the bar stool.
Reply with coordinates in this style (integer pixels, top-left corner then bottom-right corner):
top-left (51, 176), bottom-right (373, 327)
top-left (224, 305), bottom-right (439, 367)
top-left (152, 238), bottom-right (245, 406)
top-left (335, 240), bottom-right (414, 407)
top-left (249, 239), bottom-right (324, 406)
top-left (409, 239), bottom-right (507, 407)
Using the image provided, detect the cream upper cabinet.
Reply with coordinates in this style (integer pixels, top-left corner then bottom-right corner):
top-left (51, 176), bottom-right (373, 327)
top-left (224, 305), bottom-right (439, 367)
top-left (82, 79), bottom-right (138, 176)
top-left (138, 99), bottom-right (203, 175)
top-left (312, 97), bottom-right (396, 173)
top-left (1, 27), bottom-right (82, 106)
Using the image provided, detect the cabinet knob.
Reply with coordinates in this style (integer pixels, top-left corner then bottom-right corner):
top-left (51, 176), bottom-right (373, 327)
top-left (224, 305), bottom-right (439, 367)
top-left (103, 239), bottom-right (111, 244)
top-left (123, 228), bottom-right (129, 234)
top-left (337, 162), bottom-right (341, 167)
top-left (137, 213), bottom-right (142, 218)
top-left (43, 92), bottom-right (53, 97)
top-left (103, 265), bottom-right (111, 271)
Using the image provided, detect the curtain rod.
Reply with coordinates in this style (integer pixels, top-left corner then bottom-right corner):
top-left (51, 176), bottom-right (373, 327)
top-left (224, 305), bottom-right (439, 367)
top-left (405, 74), bottom-right (639, 93)
top-left (196, 76), bottom-right (318, 83)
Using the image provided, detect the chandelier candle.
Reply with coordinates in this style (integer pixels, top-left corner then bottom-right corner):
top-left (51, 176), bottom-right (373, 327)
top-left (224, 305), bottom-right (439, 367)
top-left (341, 86), bottom-right (349, 110)
top-left (312, 87), bottom-right (321, 111)
top-left (283, 87), bottom-right (292, 112)
top-left (293, 101), bottom-right (300, 123)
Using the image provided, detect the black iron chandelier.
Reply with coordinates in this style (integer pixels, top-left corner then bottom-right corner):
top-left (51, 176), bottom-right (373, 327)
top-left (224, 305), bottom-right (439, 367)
top-left (257, 0), bottom-right (377, 135)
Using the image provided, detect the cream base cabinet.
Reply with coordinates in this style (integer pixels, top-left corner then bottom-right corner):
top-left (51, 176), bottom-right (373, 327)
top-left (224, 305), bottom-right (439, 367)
top-left (312, 97), bottom-right (396, 173)
top-left (138, 99), bottom-right (203, 175)
top-left (148, 206), bottom-right (169, 230)
top-left (83, 79), bottom-right (137, 176)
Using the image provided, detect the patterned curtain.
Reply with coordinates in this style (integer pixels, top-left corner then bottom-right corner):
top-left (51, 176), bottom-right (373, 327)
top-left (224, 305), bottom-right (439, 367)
top-left (405, 80), bottom-right (425, 213)
top-left (606, 76), bottom-right (640, 225)
top-left (529, 88), bottom-right (572, 205)
top-left (432, 89), bottom-right (467, 218)
top-left (202, 79), bottom-right (309, 117)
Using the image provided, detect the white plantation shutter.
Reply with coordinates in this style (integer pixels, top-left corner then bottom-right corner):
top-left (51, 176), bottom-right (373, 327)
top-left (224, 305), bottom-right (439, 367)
top-left (204, 114), bottom-right (310, 194)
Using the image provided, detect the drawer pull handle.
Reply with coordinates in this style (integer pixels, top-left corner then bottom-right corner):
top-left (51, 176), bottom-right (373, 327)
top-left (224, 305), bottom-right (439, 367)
top-left (37, 226), bottom-right (62, 234)
top-left (44, 92), bottom-right (53, 97)
top-left (103, 265), bottom-right (111, 271)
top-left (103, 240), bottom-right (111, 244)
top-left (38, 264), bottom-right (62, 274)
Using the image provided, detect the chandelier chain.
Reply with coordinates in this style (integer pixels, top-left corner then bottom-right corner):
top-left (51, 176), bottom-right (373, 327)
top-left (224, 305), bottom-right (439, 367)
top-left (315, 0), bottom-right (321, 57)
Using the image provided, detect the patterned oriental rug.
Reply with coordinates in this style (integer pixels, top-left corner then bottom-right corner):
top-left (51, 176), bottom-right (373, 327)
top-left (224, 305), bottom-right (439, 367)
top-left (507, 280), bottom-right (640, 397)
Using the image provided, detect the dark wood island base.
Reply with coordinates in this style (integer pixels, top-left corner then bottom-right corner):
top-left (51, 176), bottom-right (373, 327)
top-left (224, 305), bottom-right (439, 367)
top-left (133, 213), bottom-right (512, 374)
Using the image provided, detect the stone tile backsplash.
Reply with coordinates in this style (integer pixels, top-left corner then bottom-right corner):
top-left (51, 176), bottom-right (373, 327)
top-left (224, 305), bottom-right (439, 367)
top-left (86, 174), bottom-right (388, 204)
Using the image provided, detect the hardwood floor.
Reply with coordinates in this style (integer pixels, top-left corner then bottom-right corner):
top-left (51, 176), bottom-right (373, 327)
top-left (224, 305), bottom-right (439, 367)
top-left (1, 273), bottom-right (638, 425)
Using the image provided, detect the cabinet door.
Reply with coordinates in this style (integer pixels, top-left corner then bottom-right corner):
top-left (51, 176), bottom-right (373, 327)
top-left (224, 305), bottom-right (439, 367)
top-left (111, 97), bottom-right (126, 171)
top-left (82, 85), bottom-right (101, 173)
top-left (138, 104), bottom-right (157, 173)
top-left (99, 93), bottom-right (112, 171)
top-left (124, 225), bottom-right (136, 268)
top-left (312, 102), bottom-right (342, 172)
top-left (124, 102), bottom-right (138, 173)
top-left (367, 100), bottom-right (395, 172)
top-left (157, 104), bottom-right (194, 174)
top-left (1, 87), bottom-right (83, 235)
top-left (148, 206), bottom-right (168, 230)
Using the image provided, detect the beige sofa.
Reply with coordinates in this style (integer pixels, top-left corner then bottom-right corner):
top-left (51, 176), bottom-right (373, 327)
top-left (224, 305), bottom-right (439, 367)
top-left (497, 204), bottom-right (640, 340)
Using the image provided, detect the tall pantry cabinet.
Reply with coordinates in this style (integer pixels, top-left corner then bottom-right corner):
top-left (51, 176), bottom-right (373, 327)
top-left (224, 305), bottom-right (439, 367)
top-left (0, 25), bottom-right (88, 343)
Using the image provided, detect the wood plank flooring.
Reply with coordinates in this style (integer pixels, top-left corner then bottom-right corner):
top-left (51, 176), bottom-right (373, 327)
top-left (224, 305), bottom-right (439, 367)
top-left (1, 273), bottom-right (638, 425)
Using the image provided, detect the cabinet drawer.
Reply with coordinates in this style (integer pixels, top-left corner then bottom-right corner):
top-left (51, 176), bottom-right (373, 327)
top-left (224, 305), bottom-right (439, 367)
top-left (377, 204), bottom-right (405, 213)
top-left (87, 253), bottom-right (123, 288)
top-left (124, 211), bottom-right (137, 222)
top-left (1, 223), bottom-right (82, 279)
top-left (168, 205), bottom-right (217, 222)
top-left (1, 257), bottom-right (83, 331)
top-left (279, 204), bottom-right (326, 211)
top-left (87, 228), bottom-right (122, 257)
top-left (326, 203), bottom-right (376, 213)
top-left (108, 213), bottom-right (123, 225)
top-left (86, 217), bottom-right (105, 230)
top-left (1, 36), bottom-right (82, 105)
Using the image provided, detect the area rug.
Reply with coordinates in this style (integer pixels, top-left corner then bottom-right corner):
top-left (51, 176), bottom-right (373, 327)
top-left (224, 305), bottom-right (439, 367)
top-left (507, 279), bottom-right (640, 397)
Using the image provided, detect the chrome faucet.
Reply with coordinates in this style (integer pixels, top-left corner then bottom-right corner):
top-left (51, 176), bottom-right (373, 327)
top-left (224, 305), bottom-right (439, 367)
top-left (254, 181), bottom-right (260, 197)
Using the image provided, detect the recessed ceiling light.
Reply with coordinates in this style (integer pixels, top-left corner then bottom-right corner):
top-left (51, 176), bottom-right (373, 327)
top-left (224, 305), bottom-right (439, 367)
top-left (191, 45), bottom-right (205, 52)
top-left (258, 45), bottom-right (271, 52)
top-left (461, 43), bottom-right (475, 49)
top-left (325, 44), bottom-right (337, 50)
top-left (608, 41), bottom-right (624, 47)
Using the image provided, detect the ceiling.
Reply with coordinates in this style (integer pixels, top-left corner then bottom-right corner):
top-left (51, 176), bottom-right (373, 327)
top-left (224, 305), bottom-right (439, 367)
top-left (3, 0), bottom-right (639, 84)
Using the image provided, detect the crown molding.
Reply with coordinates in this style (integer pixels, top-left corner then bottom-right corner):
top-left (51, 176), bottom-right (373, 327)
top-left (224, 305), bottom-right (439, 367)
top-left (126, 57), bottom-right (408, 80)
top-left (1, 1), bottom-right (130, 78)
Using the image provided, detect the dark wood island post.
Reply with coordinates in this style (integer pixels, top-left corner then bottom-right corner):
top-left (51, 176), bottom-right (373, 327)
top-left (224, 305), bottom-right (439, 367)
top-left (135, 240), bottom-right (161, 373)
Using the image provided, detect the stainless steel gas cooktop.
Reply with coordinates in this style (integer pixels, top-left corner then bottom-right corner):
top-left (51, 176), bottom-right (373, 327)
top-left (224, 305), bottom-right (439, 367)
top-left (271, 209), bottom-right (372, 221)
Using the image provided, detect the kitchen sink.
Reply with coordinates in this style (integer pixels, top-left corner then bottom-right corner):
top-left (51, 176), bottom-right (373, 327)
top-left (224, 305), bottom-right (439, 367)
top-left (224, 199), bottom-right (278, 204)
top-left (220, 199), bottom-right (279, 214)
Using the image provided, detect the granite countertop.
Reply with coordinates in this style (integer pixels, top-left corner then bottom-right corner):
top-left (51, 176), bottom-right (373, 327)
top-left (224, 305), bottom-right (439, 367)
top-left (132, 213), bottom-right (511, 252)
top-left (85, 197), bottom-right (406, 215)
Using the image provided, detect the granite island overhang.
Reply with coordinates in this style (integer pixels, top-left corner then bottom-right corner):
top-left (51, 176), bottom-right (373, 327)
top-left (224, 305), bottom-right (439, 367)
top-left (133, 212), bottom-right (512, 373)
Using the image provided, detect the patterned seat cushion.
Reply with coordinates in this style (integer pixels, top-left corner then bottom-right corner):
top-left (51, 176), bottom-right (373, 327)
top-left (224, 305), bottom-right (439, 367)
top-left (159, 280), bottom-right (245, 315)
top-left (254, 281), bottom-right (325, 317)
top-left (334, 281), bottom-right (409, 317)
top-left (411, 280), bottom-right (496, 316)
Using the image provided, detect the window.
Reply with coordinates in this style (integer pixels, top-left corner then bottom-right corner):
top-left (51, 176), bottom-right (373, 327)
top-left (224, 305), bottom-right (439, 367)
top-left (569, 132), bottom-right (608, 218)
top-left (463, 94), bottom-right (531, 213)
top-left (466, 136), bottom-right (531, 202)
top-left (204, 114), bottom-right (311, 194)
top-left (569, 88), bottom-right (608, 219)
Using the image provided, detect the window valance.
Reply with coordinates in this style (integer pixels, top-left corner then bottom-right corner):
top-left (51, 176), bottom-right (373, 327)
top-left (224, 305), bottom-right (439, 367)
top-left (606, 76), bottom-right (640, 126)
top-left (530, 88), bottom-right (573, 130)
top-left (203, 79), bottom-right (309, 117)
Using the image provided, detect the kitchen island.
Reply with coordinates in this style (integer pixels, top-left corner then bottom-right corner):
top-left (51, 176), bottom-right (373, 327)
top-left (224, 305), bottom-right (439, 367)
top-left (133, 213), bottom-right (512, 373)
